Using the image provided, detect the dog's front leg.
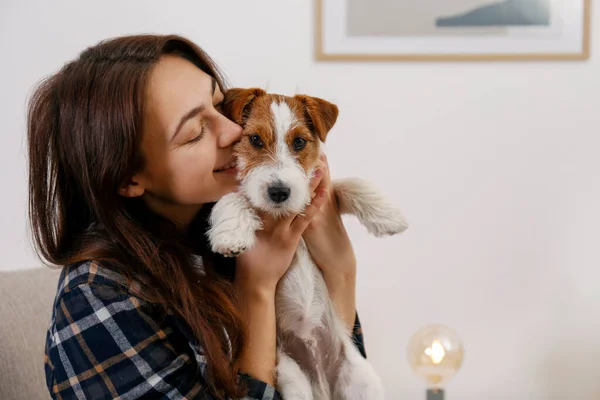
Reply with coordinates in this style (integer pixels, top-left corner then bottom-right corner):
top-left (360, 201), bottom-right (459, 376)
top-left (208, 192), bottom-right (261, 257)
top-left (333, 177), bottom-right (409, 237)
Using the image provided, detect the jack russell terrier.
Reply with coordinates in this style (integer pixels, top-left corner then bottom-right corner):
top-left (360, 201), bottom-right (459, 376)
top-left (208, 88), bottom-right (408, 399)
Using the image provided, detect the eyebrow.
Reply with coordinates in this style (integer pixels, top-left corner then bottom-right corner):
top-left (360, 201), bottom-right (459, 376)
top-left (170, 78), bottom-right (218, 141)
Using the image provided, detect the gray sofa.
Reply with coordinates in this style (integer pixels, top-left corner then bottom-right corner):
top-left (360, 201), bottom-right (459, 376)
top-left (0, 267), bottom-right (61, 400)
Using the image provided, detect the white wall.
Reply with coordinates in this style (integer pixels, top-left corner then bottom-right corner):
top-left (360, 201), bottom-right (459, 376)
top-left (1, 1), bottom-right (599, 398)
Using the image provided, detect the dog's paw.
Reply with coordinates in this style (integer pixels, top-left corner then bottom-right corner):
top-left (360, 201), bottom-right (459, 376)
top-left (208, 193), bottom-right (261, 257)
top-left (209, 229), bottom-right (253, 257)
top-left (208, 212), bottom-right (258, 257)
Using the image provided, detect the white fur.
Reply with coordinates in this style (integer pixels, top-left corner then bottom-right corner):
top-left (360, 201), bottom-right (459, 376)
top-left (209, 100), bottom-right (408, 399)
top-left (276, 241), bottom-right (329, 337)
top-left (271, 100), bottom-right (297, 151)
top-left (333, 356), bottom-right (385, 399)
top-left (276, 349), bottom-right (314, 400)
top-left (335, 177), bottom-right (409, 236)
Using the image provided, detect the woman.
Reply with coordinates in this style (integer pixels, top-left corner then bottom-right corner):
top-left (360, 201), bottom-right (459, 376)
top-left (28, 34), bottom-right (365, 399)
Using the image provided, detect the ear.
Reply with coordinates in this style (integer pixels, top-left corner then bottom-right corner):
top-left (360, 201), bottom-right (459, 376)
top-left (118, 175), bottom-right (145, 198)
top-left (222, 88), bottom-right (267, 125)
top-left (294, 95), bottom-right (339, 142)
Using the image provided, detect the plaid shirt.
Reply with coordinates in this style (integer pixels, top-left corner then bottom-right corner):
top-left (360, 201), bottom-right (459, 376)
top-left (45, 261), bottom-right (367, 399)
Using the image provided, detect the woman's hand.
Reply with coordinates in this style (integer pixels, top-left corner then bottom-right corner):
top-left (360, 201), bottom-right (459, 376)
top-left (302, 153), bottom-right (357, 332)
top-left (303, 154), bottom-right (357, 282)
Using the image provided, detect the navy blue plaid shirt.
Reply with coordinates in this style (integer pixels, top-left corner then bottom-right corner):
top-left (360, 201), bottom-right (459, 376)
top-left (44, 261), bottom-right (367, 399)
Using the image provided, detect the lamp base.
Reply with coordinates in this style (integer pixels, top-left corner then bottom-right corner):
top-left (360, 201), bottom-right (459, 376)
top-left (427, 388), bottom-right (445, 400)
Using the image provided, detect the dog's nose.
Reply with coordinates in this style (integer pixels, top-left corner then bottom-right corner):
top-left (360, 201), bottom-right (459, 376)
top-left (268, 185), bottom-right (291, 203)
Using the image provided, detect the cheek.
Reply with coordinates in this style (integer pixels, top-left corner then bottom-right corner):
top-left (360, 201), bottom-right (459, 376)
top-left (176, 145), bottom-right (215, 184)
top-left (160, 146), bottom-right (216, 199)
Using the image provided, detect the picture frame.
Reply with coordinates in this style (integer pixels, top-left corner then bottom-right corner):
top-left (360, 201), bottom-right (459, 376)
top-left (315, 0), bottom-right (591, 61)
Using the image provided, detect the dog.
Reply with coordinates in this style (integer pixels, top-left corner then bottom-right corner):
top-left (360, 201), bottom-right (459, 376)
top-left (207, 88), bottom-right (408, 399)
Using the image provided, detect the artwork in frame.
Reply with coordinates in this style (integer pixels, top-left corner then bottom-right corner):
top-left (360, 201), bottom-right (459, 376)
top-left (315, 0), bottom-right (590, 61)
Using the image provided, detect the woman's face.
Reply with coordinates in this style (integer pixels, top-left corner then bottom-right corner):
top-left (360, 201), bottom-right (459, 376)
top-left (123, 55), bottom-right (242, 227)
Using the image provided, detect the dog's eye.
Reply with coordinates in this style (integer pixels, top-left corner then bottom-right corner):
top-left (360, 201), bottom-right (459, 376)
top-left (292, 137), bottom-right (306, 151)
top-left (249, 134), bottom-right (263, 148)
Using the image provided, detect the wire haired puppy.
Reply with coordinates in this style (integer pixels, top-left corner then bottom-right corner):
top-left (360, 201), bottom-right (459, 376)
top-left (208, 88), bottom-right (408, 399)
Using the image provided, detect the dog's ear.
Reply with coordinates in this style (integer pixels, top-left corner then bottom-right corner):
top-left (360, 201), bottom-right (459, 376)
top-left (294, 95), bottom-right (339, 143)
top-left (222, 88), bottom-right (266, 125)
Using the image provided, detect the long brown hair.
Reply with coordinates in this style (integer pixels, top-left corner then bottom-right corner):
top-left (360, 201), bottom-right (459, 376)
top-left (27, 34), bottom-right (246, 399)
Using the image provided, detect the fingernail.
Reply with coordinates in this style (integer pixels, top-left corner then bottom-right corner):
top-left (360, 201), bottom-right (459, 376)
top-left (315, 169), bottom-right (323, 178)
top-left (319, 190), bottom-right (327, 198)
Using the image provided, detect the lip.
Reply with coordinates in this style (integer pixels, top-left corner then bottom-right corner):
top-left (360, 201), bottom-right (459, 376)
top-left (218, 167), bottom-right (238, 175)
top-left (214, 158), bottom-right (237, 173)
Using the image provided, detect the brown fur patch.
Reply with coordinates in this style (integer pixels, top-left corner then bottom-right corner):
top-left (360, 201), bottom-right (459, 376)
top-left (288, 94), bottom-right (339, 143)
top-left (233, 94), bottom-right (277, 178)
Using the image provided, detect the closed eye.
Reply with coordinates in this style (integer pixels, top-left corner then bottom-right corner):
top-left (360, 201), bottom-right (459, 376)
top-left (186, 126), bottom-right (205, 144)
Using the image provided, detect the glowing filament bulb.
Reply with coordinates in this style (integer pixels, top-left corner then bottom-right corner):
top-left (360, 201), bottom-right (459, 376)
top-left (424, 339), bottom-right (446, 364)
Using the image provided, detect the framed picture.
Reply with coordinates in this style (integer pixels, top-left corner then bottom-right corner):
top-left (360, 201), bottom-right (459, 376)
top-left (315, 0), bottom-right (591, 61)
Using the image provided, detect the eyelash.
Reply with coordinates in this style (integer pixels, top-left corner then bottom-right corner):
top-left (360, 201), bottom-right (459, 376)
top-left (187, 123), bottom-right (205, 144)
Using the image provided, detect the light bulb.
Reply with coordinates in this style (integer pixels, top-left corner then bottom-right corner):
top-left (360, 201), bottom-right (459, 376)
top-left (407, 325), bottom-right (464, 393)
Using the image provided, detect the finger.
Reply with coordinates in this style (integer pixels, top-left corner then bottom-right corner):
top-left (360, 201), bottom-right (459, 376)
top-left (310, 164), bottom-right (325, 193)
top-left (320, 158), bottom-right (332, 188)
top-left (316, 153), bottom-right (332, 186)
top-left (309, 161), bottom-right (328, 200)
top-left (291, 189), bottom-right (327, 237)
top-left (312, 170), bottom-right (328, 203)
top-left (319, 152), bottom-right (330, 171)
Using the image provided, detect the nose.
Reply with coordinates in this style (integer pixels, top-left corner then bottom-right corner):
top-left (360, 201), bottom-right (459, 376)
top-left (268, 184), bottom-right (291, 204)
top-left (217, 113), bottom-right (243, 148)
